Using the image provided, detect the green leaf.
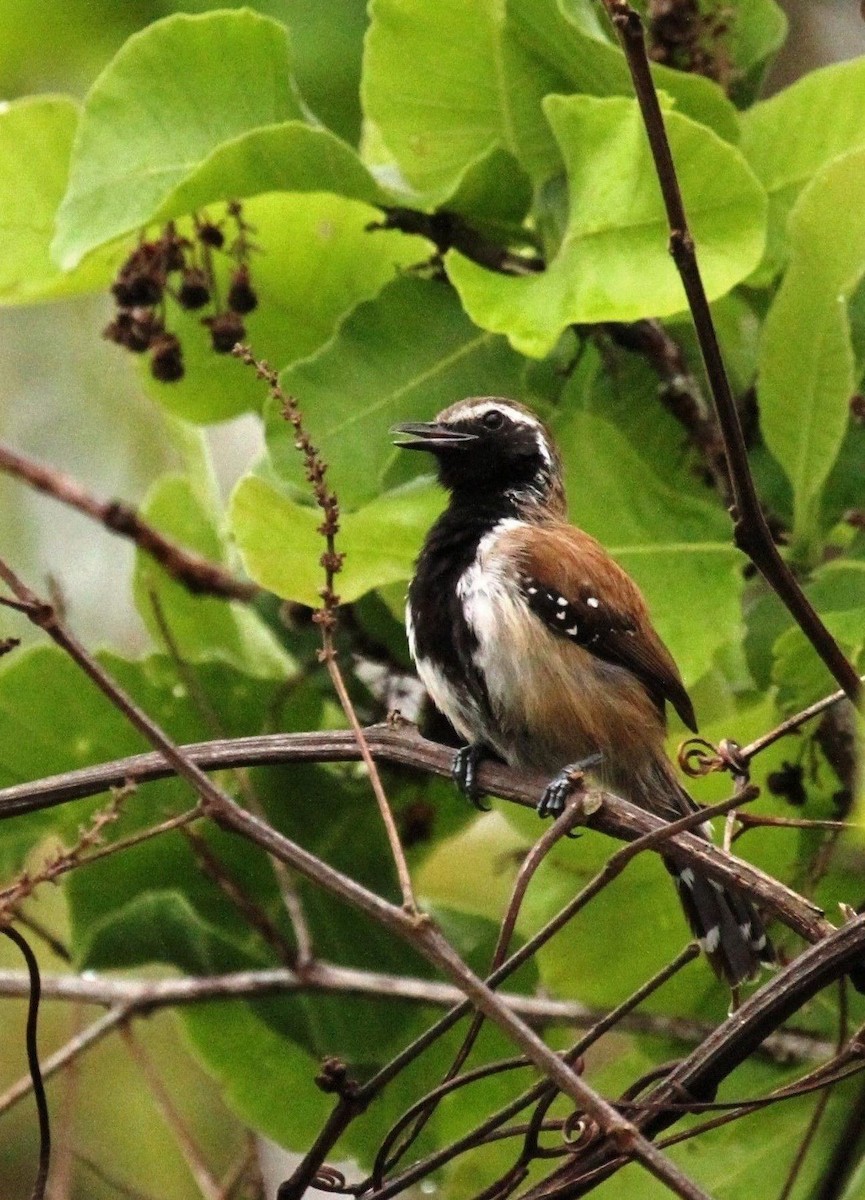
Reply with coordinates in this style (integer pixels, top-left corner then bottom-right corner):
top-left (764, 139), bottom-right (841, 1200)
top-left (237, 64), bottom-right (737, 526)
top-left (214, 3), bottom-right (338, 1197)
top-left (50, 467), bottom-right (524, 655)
top-left (741, 57), bottom-right (865, 278)
top-left (759, 149), bottom-right (865, 559)
top-left (363, 0), bottom-right (567, 197)
top-left (153, 122), bottom-right (384, 221)
top-left (182, 1001), bottom-right (330, 1151)
top-left (229, 475), bottom-right (443, 607)
top-left (136, 192), bottom-right (428, 423)
top-left (53, 10), bottom-right (305, 267)
top-left (512, 0), bottom-right (738, 139)
top-left (447, 95), bottom-right (766, 358)
top-left (553, 410), bottom-right (742, 687)
top-left (266, 275), bottom-right (526, 508)
top-left (132, 472), bottom-right (292, 678)
top-left (772, 562), bottom-right (865, 712)
top-left (0, 96), bottom-right (112, 303)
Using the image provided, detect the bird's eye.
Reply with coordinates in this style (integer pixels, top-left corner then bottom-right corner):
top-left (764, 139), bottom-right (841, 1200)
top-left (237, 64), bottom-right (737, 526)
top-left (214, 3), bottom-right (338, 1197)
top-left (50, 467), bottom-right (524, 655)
top-left (481, 409), bottom-right (505, 430)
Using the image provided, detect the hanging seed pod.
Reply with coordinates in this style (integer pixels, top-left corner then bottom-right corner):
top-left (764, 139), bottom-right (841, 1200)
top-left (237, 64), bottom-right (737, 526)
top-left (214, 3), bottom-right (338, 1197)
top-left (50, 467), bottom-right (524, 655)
top-left (197, 220), bottom-right (225, 249)
top-left (204, 311), bottom-right (245, 354)
top-left (177, 267), bottom-right (211, 310)
top-left (227, 265), bottom-right (258, 314)
top-left (150, 333), bottom-right (184, 382)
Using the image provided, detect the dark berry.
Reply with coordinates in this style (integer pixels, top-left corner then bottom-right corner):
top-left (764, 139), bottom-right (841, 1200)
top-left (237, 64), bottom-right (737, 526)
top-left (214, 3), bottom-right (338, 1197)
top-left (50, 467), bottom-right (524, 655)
top-left (227, 265), bottom-right (258, 314)
top-left (198, 221), bottom-right (225, 249)
top-left (177, 268), bottom-right (211, 310)
top-left (150, 333), bottom-right (184, 382)
top-left (112, 272), bottom-right (162, 307)
top-left (127, 309), bottom-right (164, 352)
top-left (205, 311), bottom-right (245, 353)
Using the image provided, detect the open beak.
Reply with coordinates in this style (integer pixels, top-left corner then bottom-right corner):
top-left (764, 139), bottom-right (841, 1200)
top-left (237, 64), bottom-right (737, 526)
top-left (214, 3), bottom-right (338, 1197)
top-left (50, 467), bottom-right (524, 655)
top-left (391, 422), bottom-right (477, 451)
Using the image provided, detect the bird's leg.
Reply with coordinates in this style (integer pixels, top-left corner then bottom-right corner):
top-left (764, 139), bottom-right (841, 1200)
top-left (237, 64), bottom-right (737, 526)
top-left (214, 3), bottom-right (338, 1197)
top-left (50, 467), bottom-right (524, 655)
top-left (452, 743), bottom-right (492, 811)
top-left (537, 754), bottom-right (603, 819)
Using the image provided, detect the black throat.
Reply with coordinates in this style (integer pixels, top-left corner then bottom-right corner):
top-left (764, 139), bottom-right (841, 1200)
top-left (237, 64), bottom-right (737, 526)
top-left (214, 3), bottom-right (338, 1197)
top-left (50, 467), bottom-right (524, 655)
top-left (408, 490), bottom-right (521, 705)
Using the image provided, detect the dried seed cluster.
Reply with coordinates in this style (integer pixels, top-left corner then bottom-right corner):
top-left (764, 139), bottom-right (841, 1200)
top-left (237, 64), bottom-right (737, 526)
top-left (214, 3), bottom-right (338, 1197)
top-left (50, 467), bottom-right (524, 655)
top-left (103, 200), bottom-right (260, 383)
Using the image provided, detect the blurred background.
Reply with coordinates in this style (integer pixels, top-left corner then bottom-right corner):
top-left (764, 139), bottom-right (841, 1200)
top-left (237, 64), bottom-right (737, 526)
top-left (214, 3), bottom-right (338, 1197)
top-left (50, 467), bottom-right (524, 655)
top-left (0, 2), bottom-right (862, 1197)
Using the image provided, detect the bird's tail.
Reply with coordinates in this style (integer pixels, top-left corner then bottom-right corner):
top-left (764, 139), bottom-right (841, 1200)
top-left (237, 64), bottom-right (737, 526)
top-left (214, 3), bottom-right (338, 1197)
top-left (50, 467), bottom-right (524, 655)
top-left (666, 858), bottom-right (772, 987)
top-left (632, 759), bottom-right (774, 988)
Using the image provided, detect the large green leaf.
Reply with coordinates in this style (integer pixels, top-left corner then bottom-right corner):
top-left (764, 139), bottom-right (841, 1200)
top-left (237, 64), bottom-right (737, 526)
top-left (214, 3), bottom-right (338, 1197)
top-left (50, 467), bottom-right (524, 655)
top-left (135, 192), bottom-right (428, 423)
top-left (554, 409), bottom-right (742, 688)
top-left (53, 11), bottom-right (306, 266)
top-left (182, 1001), bottom-right (331, 1151)
top-left (363, 0), bottom-right (568, 197)
top-left (229, 474), bottom-right (443, 607)
top-left (447, 95), bottom-right (766, 357)
top-left (266, 275), bottom-right (527, 507)
top-left (362, 0), bottom-right (737, 202)
top-left (741, 56), bottom-right (865, 278)
top-left (759, 149), bottom-right (865, 560)
top-left (0, 96), bottom-right (113, 303)
top-left (512, 0), bottom-right (738, 138)
top-left (132, 471), bottom-right (292, 678)
top-left (152, 122), bottom-right (384, 220)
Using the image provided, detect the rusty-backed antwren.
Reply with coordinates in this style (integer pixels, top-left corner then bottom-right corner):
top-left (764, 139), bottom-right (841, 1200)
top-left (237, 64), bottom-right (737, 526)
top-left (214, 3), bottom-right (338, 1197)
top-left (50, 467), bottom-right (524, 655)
top-left (394, 397), bottom-right (772, 987)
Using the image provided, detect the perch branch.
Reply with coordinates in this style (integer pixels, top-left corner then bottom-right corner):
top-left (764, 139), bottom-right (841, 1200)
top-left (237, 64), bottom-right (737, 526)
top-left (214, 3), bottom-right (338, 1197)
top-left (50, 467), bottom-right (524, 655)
top-left (0, 725), bottom-right (829, 946)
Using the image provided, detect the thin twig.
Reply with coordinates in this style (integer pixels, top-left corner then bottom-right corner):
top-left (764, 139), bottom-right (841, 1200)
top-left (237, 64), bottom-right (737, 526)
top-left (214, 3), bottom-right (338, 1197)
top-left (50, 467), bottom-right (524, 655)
top-left (233, 347), bottom-right (418, 915)
top-left (381, 796), bottom-right (590, 1180)
top-left (737, 682), bottom-right (863, 766)
top-left (121, 1025), bottom-right (222, 1200)
top-left (601, 0), bottom-right (860, 704)
top-left (0, 562), bottom-right (707, 1200)
top-left (1, 925), bottom-right (50, 1199)
top-left (149, 591), bottom-right (314, 966)
top-left (0, 1005), bottom-right (132, 1118)
top-left (0, 443), bottom-right (258, 602)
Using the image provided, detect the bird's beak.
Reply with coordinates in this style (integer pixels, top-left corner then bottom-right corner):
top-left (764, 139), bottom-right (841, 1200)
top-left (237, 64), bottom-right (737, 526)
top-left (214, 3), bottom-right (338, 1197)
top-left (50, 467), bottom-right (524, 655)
top-left (391, 422), bottom-right (477, 451)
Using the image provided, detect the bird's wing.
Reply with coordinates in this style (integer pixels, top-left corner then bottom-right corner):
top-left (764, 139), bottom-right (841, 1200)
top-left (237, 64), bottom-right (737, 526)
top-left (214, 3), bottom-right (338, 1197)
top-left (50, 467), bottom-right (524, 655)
top-left (504, 523), bottom-right (697, 732)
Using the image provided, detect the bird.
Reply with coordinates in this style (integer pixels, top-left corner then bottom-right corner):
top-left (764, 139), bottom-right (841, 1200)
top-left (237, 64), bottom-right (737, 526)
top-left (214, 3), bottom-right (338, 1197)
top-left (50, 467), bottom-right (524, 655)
top-left (393, 396), bottom-right (772, 988)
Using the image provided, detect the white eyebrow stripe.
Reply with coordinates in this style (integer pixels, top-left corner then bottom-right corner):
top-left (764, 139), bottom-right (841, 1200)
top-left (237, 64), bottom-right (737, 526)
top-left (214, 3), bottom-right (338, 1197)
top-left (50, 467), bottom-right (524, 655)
top-left (455, 400), bottom-right (542, 429)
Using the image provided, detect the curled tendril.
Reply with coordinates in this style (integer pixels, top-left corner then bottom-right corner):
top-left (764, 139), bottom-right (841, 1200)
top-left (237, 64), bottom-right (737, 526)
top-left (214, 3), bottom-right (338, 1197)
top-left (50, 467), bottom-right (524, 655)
top-left (312, 1165), bottom-right (350, 1193)
top-left (678, 737), bottom-right (750, 780)
top-left (678, 737), bottom-right (723, 777)
top-left (562, 1112), bottom-right (597, 1149)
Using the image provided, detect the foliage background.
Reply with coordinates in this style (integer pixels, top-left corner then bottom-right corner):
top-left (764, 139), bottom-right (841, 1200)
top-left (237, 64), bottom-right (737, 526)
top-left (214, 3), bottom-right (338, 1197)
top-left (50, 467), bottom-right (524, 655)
top-left (0, 2), bottom-right (863, 1198)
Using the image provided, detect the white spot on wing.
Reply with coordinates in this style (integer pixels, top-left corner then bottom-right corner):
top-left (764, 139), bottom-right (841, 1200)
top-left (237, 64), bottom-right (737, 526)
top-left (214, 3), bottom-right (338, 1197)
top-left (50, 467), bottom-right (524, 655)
top-left (587, 597), bottom-right (599, 608)
top-left (699, 926), bottom-right (720, 954)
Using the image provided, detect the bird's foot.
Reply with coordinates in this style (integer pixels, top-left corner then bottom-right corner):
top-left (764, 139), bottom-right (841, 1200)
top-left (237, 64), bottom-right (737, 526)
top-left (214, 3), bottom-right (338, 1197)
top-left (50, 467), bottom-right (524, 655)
top-left (452, 744), bottom-right (491, 811)
top-left (537, 754), bottom-right (603, 820)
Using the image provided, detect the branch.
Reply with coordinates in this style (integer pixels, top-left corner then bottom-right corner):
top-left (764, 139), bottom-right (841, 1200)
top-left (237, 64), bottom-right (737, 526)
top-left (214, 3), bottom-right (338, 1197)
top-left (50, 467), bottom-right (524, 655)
top-left (0, 724), bottom-right (832, 947)
top-left (0, 443), bottom-right (258, 602)
top-left (520, 914), bottom-right (865, 1198)
top-left (0, 566), bottom-right (706, 1200)
top-left (601, 0), bottom-right (861, 705)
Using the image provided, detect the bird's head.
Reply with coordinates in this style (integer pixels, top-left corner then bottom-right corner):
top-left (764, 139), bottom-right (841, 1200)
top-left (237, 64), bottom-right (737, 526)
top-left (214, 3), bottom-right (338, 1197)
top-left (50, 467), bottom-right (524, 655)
top-left (393, 397), bottom-right (565, 515)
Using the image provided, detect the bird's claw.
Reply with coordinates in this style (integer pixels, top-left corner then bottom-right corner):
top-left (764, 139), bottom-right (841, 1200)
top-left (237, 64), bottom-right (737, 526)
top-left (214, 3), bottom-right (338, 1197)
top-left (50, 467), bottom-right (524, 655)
top-left (452, 744), bottom-right (490, 811)
top-left (537, 754), bottom-right (603, 820)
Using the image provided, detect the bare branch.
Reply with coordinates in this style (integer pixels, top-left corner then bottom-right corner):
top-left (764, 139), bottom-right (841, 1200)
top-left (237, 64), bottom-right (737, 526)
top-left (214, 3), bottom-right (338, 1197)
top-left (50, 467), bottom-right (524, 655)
top-left (600, 0), bottom-right (860, 704)
top-left (0, 443), bottom-right (258, 602)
